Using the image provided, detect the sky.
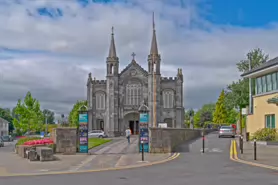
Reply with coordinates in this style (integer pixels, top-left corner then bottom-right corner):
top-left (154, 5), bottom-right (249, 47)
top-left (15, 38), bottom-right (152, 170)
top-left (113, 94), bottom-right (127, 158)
top-left (1, 0), bottom-right (278, 115)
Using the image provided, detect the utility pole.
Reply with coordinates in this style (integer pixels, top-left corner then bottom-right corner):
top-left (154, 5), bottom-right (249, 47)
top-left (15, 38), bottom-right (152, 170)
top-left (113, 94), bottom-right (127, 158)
top-left (45, 116), bottom-right (48, 134)
top-left (152, 54), bottom-right (156, 128)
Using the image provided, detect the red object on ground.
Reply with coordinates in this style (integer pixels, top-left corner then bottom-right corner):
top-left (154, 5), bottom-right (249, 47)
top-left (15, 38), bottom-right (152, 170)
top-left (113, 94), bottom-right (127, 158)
top-left (23, 139), bottom-right (54, 146)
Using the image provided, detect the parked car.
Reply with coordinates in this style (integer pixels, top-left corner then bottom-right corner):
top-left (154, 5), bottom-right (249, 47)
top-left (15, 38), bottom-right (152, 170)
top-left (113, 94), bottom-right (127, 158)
top-left (88, 130), bottom-right (107, 138)
top-left (218, 126), bottom-right (235, 138)
top-left (1, 135), bottom-right (12, 142)
top-left (0, 138), bottom-right (4, 147)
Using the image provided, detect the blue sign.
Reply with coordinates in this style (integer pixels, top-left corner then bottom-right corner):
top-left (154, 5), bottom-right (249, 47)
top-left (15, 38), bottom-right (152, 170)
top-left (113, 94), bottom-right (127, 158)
top-left (79, 112), bottom-right (89, 153)
top-left (79, 145), bottom-right (88, 153)
top-left (79, 114), bottom-right (88, 122)
top-left (40, 131), bottom-right (44, 138)
top-left (140, 113), bottom-right (148, 123)
top-left (139, 113), bottom-right (149, 152)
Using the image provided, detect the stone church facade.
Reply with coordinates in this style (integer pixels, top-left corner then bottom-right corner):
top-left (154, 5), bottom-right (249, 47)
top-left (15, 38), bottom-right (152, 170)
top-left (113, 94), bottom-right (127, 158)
top-left (86, 17), bottom-right (184, 136)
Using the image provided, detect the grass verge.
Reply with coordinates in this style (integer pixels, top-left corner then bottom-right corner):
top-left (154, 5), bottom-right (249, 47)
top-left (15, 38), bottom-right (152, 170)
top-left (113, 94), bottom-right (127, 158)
top-left (88, 138), bottom-right (111, 149)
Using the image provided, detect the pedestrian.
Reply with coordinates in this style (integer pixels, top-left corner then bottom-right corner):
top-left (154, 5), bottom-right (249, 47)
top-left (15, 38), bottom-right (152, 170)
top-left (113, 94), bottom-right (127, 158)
top-left (125, 127), bottom-right (131, 144)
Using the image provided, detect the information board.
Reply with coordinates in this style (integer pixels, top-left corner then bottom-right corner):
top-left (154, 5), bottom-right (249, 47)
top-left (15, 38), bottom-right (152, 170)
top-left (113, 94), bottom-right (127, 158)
top-left (79, 112), bottom-right (88, 153)
top-left (139, 113), bottom-right (149, 152)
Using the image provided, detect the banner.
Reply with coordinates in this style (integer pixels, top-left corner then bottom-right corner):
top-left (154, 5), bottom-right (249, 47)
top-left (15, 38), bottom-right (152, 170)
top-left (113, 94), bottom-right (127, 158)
top-left (79, 113), bottom-right (88, 153)
top-left (139, 113), bottom-right (149, 152)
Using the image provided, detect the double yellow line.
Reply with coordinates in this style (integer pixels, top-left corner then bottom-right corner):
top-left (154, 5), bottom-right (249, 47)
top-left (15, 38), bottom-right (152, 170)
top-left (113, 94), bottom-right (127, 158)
top-left (230, 140), bottom-right (278, 171)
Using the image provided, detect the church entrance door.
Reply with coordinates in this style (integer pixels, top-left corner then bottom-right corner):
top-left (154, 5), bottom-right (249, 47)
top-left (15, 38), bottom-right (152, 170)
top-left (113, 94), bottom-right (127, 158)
top-left (124, 112), bottom-right (139, 135)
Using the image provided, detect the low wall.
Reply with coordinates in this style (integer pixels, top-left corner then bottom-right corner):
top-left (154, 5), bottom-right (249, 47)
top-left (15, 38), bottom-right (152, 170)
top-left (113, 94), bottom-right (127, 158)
top-left (51, 127), bottom-right (77, 154)
top-left (149, 128), bottom-right (216, 153)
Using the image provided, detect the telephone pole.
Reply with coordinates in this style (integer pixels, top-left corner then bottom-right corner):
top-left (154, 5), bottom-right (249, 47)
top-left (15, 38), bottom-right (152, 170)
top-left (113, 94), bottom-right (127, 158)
top-left (152, 54), bottom-right (156, 128)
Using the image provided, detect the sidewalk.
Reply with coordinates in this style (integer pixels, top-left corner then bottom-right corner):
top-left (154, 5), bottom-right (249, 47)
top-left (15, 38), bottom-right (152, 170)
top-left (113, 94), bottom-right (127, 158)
top-left (0, 136), bottom-right (175, 175)
top-left (238, 142), bottom-right (278, 167)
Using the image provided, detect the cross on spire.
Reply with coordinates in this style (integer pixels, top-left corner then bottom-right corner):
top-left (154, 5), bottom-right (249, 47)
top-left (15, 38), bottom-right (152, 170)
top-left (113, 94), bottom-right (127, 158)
top-left (131, 52), bottom-right (136, 60)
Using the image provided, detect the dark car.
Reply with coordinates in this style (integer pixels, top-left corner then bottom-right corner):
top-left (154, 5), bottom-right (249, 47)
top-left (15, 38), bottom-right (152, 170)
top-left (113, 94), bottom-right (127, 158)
top-left (1, 135), bottom-right (12, 142)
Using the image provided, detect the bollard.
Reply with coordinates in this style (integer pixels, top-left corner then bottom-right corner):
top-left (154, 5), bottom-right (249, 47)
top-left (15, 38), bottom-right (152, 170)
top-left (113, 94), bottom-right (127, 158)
top-left (240, 136), bottom-right (243, 154)
top-left (141, 142), bottom-right (144, 161)
top-left (202, 135), bottom-right (205, 153)
top-left (254, 139), bottom-right (257, 160)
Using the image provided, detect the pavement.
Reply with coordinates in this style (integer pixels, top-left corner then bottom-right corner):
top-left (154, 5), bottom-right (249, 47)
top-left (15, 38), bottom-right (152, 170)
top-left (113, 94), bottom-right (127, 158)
top-left (2, 132), bottom-right (278, 185)
top-left (232, 140), bottom-right (278, 170)
top-left (0, 136), bottom-right (172, 175)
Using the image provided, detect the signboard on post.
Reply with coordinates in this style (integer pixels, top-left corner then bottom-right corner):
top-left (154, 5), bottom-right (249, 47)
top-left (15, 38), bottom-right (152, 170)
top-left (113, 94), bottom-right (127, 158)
top-left (139, 112), bottom-right (149, 152)
top-left (79, 112), bottom-right (88, 153)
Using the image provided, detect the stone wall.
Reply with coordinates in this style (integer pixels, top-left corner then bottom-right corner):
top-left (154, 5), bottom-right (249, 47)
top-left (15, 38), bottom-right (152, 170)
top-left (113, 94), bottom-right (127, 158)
top-left (51, 127), bottom-right (77, 154)
top-left (149, 128), bottom-right (215, 153)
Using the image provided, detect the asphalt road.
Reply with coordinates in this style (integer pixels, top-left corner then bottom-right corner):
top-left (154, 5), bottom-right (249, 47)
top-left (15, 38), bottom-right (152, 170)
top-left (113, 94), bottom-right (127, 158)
top-left (1, 133), bottom-right (278, 185)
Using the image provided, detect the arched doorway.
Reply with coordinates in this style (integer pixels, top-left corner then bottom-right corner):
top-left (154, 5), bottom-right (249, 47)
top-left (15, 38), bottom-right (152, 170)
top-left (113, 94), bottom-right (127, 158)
top-left (124, 112), bottom-right (140, 135)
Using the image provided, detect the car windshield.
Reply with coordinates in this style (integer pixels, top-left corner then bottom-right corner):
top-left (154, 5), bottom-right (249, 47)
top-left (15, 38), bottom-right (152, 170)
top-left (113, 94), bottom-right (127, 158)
top-left (2, 136), bottom-right (9, 139)
top-left (220, 126), bottom-right (232, 129)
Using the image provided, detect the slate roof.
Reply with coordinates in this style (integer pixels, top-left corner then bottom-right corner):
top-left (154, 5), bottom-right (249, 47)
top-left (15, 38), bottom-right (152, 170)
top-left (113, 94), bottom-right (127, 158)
top-left (241, 57), bottom-right (278, 77)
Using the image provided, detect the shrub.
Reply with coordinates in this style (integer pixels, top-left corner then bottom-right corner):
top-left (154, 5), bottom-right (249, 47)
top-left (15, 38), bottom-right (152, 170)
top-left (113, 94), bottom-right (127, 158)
top-left (251, 128), bottom-right (277, 141)
top-left (16, 137), bottom-right (41, 146)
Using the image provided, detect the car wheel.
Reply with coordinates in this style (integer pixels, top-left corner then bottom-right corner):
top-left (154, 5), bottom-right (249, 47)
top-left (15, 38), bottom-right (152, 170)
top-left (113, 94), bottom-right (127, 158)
top-left (98, 135), bottom-right (103, 138)
top-left (218, 135), bottom-right (221, 138)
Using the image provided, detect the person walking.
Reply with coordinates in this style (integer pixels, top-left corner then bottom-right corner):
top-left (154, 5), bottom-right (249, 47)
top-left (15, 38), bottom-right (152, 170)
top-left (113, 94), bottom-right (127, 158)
top-left (125, 127), bottom-right (131, 144)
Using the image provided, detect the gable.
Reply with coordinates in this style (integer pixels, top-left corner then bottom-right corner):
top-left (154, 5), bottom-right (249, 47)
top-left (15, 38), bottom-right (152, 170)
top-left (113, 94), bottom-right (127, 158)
top-left (119, 60), bottom-right (148, 78)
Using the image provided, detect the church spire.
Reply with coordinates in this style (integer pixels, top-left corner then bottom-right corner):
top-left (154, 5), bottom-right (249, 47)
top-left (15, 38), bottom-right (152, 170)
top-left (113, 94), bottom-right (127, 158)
top-left (150, 12), bottom-right (159, 55)
top-left (108, 26), bottom-right (117, 58)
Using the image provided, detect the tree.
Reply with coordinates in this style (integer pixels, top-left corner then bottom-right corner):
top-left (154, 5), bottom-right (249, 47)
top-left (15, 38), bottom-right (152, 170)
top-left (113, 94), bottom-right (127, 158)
top-left (236, 48), bottom-right (268, 73)
top-left (213, 90), bottom-right (228, 124)
top-left (193, 103), bottom-right (215, 128)
top-left (42, 109), bottom-right (55, 124)
top-left (68, 100), bottom-right (88, 127)
top-left (13, 92), bottom-right (44, 134)
top-left (226, 48), bottom-right (269, 109)
top-left (0, 108), bottom-right (14, 132)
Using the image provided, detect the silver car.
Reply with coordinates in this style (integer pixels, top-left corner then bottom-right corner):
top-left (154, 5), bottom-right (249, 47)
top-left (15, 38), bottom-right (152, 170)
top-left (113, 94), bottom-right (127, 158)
top-left (218, 126), bottom-right (235, 138)
top-left (88, 130), bottom-right (107, 138)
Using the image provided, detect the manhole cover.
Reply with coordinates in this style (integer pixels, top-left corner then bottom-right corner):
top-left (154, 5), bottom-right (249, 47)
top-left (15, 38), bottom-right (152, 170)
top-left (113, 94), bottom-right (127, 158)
top-left (119, 177), bottom-right (127, 180)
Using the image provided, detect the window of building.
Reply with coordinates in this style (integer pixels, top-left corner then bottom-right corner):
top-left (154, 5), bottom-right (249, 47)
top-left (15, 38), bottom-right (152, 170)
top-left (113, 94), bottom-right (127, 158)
top-left (125, 83), bottom-right (142, 106)
top-left (272, 72), bottom-right (277, 91)
top-left (96, 92), bottom-right (105, 110)
top-left (265, 114), bottom-right (275, 128)
top-left (266, 74), bottom-right (272, 92)
top-left (256, 77), bottom-right (262, 94)
top-left (163, 90), bottom-right (174, 108)
top-left (262, 76), bottom-right (267, 93)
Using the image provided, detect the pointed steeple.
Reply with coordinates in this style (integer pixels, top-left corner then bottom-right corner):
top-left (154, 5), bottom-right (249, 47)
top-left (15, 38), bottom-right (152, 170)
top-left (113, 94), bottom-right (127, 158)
top-left (108, 26), bottom-right (117, 58)
top-left (150, 12), bottom-right (159, 55)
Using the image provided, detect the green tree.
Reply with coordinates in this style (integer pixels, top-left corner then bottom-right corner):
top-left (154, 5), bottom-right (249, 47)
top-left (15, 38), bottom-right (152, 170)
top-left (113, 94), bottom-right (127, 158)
top-left (226, 48), bottom-right (269, 109)
top-left (42, 109), bottom-right (55, 124)
top-left (193, 103), bottom-right (215, 128)
top-left (213, 90), bottom-right (228, 124)
top-left (13, 92), bottom-right (44, 134)
top-left (0, 108), bottom-right (14, 132)
top-left (68, 100), bottom-right (88, 127)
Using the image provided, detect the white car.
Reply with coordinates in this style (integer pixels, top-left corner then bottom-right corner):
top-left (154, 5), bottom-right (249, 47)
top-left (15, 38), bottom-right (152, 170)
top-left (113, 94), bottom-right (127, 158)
top-left (88, 130), bottom-right (107, 138)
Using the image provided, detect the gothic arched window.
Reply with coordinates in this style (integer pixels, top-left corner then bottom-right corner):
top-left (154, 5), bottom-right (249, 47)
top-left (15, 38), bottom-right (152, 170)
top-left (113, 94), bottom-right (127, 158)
top-left (96, 92), bottom-right (105, 110)
top-left (125, 83), bottom-right (142, 106)
top-left (163, 90), bottom-right (174, 108)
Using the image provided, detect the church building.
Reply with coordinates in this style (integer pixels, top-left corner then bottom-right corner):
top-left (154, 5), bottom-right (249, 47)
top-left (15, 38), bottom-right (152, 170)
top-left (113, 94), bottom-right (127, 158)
top-left (86, 15), bottom-right (185, 136)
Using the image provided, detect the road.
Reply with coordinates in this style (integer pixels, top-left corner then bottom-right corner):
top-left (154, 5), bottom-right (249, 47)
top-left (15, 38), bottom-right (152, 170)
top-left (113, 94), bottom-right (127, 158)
top-left (1, 133), bottom-right (278, 185)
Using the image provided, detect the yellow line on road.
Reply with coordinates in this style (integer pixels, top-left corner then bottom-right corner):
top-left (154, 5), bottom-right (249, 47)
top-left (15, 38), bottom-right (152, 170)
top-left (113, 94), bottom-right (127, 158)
top-left (230, 140), bottom-right (278, 171)
top-left (0, 153), bottom-right (180, 177)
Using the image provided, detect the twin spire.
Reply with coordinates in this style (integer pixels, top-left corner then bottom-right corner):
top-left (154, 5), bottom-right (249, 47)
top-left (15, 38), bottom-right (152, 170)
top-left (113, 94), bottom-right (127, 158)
top-left (107, 12), bottom-right (159, 59)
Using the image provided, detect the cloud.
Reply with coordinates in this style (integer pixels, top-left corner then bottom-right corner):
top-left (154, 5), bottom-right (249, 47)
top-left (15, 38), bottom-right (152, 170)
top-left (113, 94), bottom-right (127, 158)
top-left (1, 0), bottom-right (278, 114)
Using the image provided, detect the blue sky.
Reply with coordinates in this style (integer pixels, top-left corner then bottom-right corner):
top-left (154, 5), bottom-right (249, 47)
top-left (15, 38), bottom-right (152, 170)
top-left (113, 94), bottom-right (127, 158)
top-left (1, 0), bottom-right (278, 114)
top-left (204, 0), bottom-right (278, 27)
